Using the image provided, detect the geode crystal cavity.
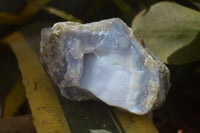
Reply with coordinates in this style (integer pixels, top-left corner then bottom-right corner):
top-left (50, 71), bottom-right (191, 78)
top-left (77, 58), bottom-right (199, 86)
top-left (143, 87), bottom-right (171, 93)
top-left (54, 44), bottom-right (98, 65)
top-left (40, 18), bottom-right (170, 115)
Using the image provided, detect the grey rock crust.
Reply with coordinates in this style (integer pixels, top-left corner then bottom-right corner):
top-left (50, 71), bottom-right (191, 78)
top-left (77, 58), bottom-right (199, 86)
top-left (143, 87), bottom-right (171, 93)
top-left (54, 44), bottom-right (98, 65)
top-left (40, 18), bottom-right (170, 115)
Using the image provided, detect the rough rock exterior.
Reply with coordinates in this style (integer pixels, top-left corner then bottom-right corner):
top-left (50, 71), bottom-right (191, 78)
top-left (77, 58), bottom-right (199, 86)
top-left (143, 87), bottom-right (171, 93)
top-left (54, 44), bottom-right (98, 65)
top-left (40, 18), bottom-right (170, 114)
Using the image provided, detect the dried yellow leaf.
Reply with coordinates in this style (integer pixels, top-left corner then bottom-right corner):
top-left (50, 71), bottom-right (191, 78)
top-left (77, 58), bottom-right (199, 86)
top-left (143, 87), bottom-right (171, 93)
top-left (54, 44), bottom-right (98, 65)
top-left (114, 109), bottom-right (158, 133)
top-left (107, 108), bottom-right (158, 133)
top-left (0, 0), bottom-right (51, 24)
top-left (3, 80), bottom-right (26, 117)
top-left (2, 32), bottom-right (71, 133)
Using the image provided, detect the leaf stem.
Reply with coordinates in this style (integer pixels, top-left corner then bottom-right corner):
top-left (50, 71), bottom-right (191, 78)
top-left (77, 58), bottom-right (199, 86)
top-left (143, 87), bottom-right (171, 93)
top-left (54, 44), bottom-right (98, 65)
top-left (43, 6), bottom-right (83, 23)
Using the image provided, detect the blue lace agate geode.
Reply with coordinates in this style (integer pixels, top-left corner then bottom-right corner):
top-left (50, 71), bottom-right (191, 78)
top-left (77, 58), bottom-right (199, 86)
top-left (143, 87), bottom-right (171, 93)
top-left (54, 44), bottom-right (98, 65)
top-left (40, 18), bottom-right (170, 114)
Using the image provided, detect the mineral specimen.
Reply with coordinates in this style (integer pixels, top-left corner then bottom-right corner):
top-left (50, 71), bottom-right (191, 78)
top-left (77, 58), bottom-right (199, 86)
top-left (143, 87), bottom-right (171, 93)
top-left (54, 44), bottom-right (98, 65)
top-left (40, 18), bottom-right (170, 115)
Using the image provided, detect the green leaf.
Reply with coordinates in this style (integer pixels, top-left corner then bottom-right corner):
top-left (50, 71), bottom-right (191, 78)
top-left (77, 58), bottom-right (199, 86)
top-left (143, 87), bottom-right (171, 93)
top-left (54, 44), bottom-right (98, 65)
top-left (89, 129), bottom-right (112, 133)
top-left (132, 1), bottom-right (200, 65)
